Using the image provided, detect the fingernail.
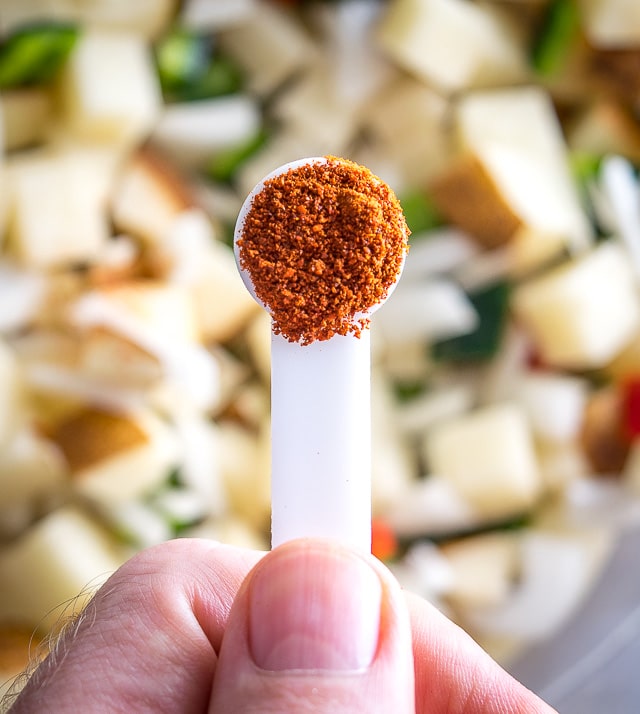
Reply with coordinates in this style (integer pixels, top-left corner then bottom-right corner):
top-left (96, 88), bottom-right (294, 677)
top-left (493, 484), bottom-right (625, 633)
top-left (249, 544), bottom-right (382, 671)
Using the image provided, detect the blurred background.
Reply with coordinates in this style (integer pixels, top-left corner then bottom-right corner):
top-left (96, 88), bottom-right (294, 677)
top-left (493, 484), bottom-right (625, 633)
top-left (0, 0), bottom-right (639, 710)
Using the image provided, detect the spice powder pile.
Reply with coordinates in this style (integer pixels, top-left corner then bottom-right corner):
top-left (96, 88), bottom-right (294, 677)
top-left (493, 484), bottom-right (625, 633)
top-left (237, 156), bottom-right (409, 345)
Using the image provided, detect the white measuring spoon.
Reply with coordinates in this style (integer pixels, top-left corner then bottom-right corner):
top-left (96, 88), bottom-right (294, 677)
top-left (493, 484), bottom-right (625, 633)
top-left (234, 157), bottom-right (405, 552)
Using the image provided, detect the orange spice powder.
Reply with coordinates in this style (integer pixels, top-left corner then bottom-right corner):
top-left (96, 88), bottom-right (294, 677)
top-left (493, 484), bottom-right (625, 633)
top-left (237, 156), bottom-right (409, 345)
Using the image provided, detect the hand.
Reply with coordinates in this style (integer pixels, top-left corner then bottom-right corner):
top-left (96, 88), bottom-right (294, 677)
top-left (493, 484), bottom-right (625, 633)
top-left (5, 538), bottom-right (557, 713)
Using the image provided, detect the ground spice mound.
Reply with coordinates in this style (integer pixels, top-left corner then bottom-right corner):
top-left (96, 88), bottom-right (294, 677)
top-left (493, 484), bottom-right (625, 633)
top-left (237, 157), bottom-right (409, 345)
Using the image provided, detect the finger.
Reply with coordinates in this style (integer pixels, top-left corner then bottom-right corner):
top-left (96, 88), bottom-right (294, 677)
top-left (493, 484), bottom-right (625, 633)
top-left (406, 592), bottom-right (558, 714)
top-left (208, 538), bottom-right (415, 714)
top-left (9, 539), bottom-right (264, 714)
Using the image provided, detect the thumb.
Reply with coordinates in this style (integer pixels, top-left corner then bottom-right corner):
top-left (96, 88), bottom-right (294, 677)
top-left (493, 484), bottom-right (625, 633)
top-left (208, 539), bottom-right (415, 713)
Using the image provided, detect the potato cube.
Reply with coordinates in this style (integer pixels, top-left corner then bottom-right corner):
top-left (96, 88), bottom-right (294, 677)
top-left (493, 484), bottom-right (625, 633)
top-left (0, 340), bottom-right (21, 450)
top-left (454, 87), bottom-right (592, 272)
top-left (111, 148), bottom-right (193, 245)
top-left (8, 151), bottom-right (111, 268)
top-left (75, 0), bottom-right (178, 40)
top-left (424, 403), bottom-right (541, 519)
top-left (218, 421), bottom-right (270, 529)
top-left (59, 30), bottom-right (161, 146)
top-left (192, 241), bottom-right (260, 342)
top-left (362, 77), bottom-right (450, 187)
top-left (0, 1), bottom-right (76, 34)
top-left (218, 0), bottom-right (317, 95)
top-left (52, 408), bottom-right (178, 504)
top-left (441, 532), bottom-right (520, 608)
top-left (0, 428), bottom-right (66, 512)
top-left (0, 88), bottom-right (52, 151)
top-left (79, 329), bottom-right (163, 389)
top-left (71, 281), bottom-right (200, 345)
top-left (272, 69), bottom-right (355, 153)
top-left (568, 100), bottom-right (640, 164)
top-left (0, 507), bottom-right (126, 630)
top-left (516, 372), bottom-right (588, 444)
top-left (377, 0), bottom-right (526, 93)
top-left (430, 153), bottom-right (521, 248)
top-left (578, 0), bottom-right (640, 47)
top-left (148, 210), bottom-right (259, 343)
top-left (513, 243), bottom-right (640, 370)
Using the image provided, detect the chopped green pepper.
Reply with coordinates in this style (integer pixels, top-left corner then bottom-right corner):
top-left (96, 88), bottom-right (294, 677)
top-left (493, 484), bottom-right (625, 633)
top-left (0, 22), bottom-right (79, 89)
top-left (207, 128), bottom-right (269, 184)
top-left (569, 151), bottom-right (609, 238)
top-left (392, 379), bottom-right (429, 404)
top-left (432, 281), bottom-right (510, 363)
top-left (155, 28), bottom-right (244, 103)
top-left (530, 0), bottom-right (581, 77)
top-left (399, 190), bottom-right (444, 236)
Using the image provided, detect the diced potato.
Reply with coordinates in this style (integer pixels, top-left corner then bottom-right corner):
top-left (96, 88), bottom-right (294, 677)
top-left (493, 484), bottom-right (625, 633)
top-left (516, 372), bottom-right (588, 444)
top-left (0, 0), bottom-right (171, 38)
top-left (218, 1), bottom-right (318, 96)
top-left (0, 428), bottom-right (66, 513)
top-left (186, 515), bottom-right (268, 551)
top-left (0, 1), bottom-right (76, 34)
top-left (0, 88), bottom-right (52, 151)
top-left (111, 148), bottom-right (194, 245)
top-left (87, 235), bottom-right (140, 286)
top-left (0, 262), bottom-right (47, 333)
top-left (0, 339), bottom-right (23, 450)
top-left (377, 0), bottom-right (526, 93)
top-left (59, 30), bottom-right (161, 146)
top-left (362, 77), bottom-right (451, 188)
top-left (172, 413), bottom-right (225, 512)
top-left (271, 63), bottom-right (360, 153)
top-left (465, 528), bottom-right (613, 641)
top-left (371, 375), bottom-right (419, 513)
top-left (454, 86), bottom-right (592, 272)
top-left (567, 100), bottom-right (640, 163)
top-left (75, 0), bottom-right (178, 40)
top-left (0, 507), bottom-right (126, 630)
top-left (7, 150), bottom-right (112, 268)
top-left (149, 211), bottom-right (259, 343)
top-left (180, 0), bottom-right (256, 31)
top-left (430, 153), bottom-right (522, 248)
top-left (537, 441), bottom-right (589, 492)
top-left (578, 0), bottom-right (640, 47)
top-left (245, 311), bottom-right (272, 383)
top-left (70, 280), bottom-right (201, 346)
top-left (218, 421), bottom-right (270, 529)
top-left (52, 408), bottom-right (179, 504)
top-left (79, 329), bottom-right (163, 389)
top-left (424, 403), bottom-right (542, 519)
top-left (441, 532), bottom-right (520, 609)
top-left (210, 346), bottom-right (251, 414)
top-left (605, 329), bottom-right (640, 382)
top-left (513, 243), bottom-right (640, 370)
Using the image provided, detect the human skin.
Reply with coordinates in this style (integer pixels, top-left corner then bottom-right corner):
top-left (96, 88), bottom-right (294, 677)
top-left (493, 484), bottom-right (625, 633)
top-left (4, 538), bottom-right (557, 714)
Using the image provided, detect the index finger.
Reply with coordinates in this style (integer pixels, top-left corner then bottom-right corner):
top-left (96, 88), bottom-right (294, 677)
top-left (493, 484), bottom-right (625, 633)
top-left (7, 539), bottom-right (264, 714)
top-left (407, 592), bottom-right (557, 714)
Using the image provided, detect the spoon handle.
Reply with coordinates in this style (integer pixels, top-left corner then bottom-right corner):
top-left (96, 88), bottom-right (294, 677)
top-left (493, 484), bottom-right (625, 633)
top-left (270, 330), bottom-right (371, 551)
